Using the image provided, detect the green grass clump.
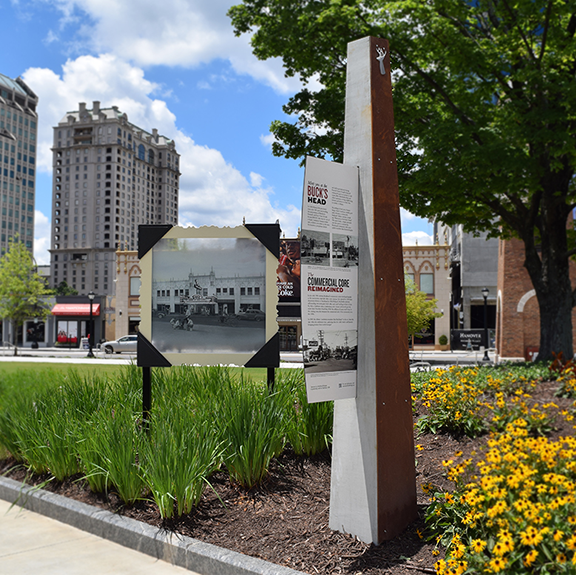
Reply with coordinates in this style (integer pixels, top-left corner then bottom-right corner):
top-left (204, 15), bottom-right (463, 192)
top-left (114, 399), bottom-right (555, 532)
top-left (217, 373), bottom-right (287, 489)
top-left (276, 369), bottom-right (333, 456)
top-left (140, 408), bottom-right (224, 518)
top-left (0, 363), bottom-right (333, 517)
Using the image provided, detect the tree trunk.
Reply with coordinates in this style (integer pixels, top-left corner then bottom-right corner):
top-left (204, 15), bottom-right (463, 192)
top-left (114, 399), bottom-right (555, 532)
top-left (12, 321), bottom-right (18, 357)
top-left (522, 192), bottom-right (574, 362)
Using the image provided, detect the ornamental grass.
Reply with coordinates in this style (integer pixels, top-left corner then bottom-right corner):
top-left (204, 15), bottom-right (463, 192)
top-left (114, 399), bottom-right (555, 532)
top-left (0, 364), bottom-right (332, 516)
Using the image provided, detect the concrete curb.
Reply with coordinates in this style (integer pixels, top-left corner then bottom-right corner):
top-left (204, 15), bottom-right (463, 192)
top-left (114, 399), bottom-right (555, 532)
top-left (0, 476), bottom-right (305, 575)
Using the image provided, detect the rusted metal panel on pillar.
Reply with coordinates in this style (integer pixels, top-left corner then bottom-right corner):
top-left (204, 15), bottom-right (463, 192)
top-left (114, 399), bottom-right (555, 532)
top-left (369, 37), bottom-right (417, 541)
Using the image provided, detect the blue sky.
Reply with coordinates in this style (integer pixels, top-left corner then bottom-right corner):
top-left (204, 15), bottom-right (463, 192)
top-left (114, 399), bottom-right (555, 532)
top-left (1, 0), bottom-right (433, 265)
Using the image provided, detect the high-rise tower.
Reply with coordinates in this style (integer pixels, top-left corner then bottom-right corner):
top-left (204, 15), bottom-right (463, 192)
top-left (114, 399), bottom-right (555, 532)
top-left (49, 101), bottom-right (179, 295)
top-left (0, 73), bottom-right (39, 255)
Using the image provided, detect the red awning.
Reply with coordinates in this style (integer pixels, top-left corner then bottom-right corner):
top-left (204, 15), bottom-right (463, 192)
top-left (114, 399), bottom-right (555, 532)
top-left (51, 303), bottom-right (101, 316)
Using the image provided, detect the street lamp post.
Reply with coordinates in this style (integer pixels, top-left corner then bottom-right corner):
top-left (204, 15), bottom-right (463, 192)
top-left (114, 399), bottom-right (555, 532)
top-left (482, 287), bottom-right (490, 362)
top-left (87, 291), bottom-right (95, 358)
top-left (31, 317), bottom-right (39, 349)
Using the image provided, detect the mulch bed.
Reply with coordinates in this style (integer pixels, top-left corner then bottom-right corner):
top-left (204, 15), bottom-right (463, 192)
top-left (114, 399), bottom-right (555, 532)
top-left (1, 378), bottom-right (574, 575)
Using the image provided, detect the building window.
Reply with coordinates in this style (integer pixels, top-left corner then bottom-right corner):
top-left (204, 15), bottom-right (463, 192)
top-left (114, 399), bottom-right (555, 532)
top-left (240, 287), bottom-right (245, 296)
top-left (247, 287), bottom-right (253, 296)
top-left (130, 277), bottom-right (141, 296)
top-left (420, 273), bottom-right (434, 295)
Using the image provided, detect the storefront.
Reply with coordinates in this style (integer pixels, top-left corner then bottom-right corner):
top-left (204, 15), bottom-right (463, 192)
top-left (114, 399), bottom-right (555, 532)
top-left (51, 297), bottom-right (103, 348)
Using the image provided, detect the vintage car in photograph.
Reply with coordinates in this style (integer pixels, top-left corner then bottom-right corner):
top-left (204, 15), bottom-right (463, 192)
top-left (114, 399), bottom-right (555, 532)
top-left (236, 308), bottom-right (265, 321)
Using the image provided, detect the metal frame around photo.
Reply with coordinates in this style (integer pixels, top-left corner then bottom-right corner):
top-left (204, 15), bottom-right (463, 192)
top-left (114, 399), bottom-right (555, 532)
top-left (137, 224), bottom-right (280, 368)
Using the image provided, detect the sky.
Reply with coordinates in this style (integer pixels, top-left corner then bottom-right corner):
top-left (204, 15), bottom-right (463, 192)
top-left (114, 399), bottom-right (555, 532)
top-left (1, 0), bottom-right (434, 266)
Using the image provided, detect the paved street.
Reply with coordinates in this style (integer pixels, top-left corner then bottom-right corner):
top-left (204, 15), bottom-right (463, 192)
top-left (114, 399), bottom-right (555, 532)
top-left (150, 315), bottom-right (266, 354)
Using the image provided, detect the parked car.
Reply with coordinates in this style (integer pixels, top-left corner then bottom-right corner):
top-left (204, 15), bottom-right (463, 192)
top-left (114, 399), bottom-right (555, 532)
top-left (101, 335), bottom-right (137, 354)
top-left (236, 308), bottom-right (265, 321)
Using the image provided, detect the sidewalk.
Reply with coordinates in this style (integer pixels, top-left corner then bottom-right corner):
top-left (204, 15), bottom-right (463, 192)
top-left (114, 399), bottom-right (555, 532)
top-left (0, 498), bottom-right (197, 575)
top-left (0, 476), bottom-right (304, 575)
top-left (0, 348), bottom-right (305, 367)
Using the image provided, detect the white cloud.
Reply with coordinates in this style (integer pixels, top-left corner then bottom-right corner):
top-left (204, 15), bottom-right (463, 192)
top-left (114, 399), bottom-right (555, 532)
top-left (402, 231), bottom-right (434, 246)
top-left (23, 54), bottom-right (302, 263)
top-left (47, 0), bottom-right (301, 94)
top-left (34, 211), bottom-right (51, 265)
top-left (260, 133), bottom-right (275, 148)
top-left (249, 172), bottom-right (264, 188)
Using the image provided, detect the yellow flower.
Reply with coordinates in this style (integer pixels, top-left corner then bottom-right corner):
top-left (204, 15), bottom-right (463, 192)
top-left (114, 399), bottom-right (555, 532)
top-left (524, 550), bottom-right (538, 567)
top-left (557, 553), bottom-right (567, 564)
top-left (488, 557), bottom-right (507, 573)
top-left (492, 541), bottom-right (508, 556)
top-left (566, 534), bottom-right (576, 550)
top-left (416, 444), bottom-right (424, 451)
top-left (470, 539), bottom-right (487, 553)
top-left (434, 559), bottom-right (446, 574)
top-left (553, 530), bottom-right (564, 542)
top-left (520, 526), bottom-right (544, 547)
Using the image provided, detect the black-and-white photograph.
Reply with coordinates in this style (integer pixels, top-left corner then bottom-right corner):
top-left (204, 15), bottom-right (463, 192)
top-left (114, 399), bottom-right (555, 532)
top-left (301, 229), bottom-right (331, 266)
top-left (303, 329), bottom-right (358, 373)
top-left (331, 233), bottom-right (359, 267)
top-left (151, 237), bottom-right (266, 354)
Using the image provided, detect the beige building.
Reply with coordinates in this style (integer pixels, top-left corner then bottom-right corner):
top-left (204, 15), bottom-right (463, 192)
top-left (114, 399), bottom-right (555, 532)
top-left (114, 250), bottom-right (142, 337)
top-left (402, 241), bottom-right (451, 348)
top-left (0, 73), bottom-right (38, 255)
top-left (49, 101), bottom-right (179, 295)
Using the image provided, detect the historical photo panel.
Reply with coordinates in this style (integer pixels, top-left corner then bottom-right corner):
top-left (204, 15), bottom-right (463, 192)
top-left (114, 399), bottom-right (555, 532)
top-left (151, 236), bottom-right (266, 354)
top-left (331, 233), bottom-right (358, 267)
top-left (301, 229), bottom-right (331, 266)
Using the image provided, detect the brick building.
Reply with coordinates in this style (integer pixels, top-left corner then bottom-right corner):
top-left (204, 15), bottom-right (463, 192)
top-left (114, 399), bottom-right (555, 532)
top-left (496, 237), bottom-right (576, 359)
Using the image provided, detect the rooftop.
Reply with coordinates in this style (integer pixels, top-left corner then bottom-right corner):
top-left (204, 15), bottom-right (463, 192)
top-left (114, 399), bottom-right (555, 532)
top-left (0, 73), bottom-right (38, 100)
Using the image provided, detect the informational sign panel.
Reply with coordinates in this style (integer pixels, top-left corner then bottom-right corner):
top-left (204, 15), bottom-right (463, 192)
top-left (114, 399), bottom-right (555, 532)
top-left (301, 156), bottom-right (359, 402)
top-left (138, 225), bottom-right (279, 368)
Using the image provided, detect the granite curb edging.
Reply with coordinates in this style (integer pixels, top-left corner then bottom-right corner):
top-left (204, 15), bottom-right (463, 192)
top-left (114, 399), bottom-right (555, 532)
top-left (0, 476), bottom-right (306, 575)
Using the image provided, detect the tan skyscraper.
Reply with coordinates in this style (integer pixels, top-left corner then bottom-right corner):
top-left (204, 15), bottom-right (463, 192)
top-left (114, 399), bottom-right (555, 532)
top-left (0, 73), bottom-right (39, 255)
top-left (49, 101), bottom-right (179, 294)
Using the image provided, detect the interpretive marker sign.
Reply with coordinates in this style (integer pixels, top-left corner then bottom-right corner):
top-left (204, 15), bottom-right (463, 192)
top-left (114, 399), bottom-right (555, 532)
top-left (138, 224), bottom-right (279, 368)
top-left (301, 156), bottom-right (359, 402)
top-left (328, 36), bottom-right (417, 545)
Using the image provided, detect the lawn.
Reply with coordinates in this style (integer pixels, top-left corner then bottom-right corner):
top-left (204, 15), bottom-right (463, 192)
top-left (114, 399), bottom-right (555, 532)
top-left (0, 362), bottom-right (270, 401)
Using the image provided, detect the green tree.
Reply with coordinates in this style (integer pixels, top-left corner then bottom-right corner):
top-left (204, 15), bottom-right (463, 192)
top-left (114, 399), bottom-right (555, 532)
top-left (54, 281), bottom-right (78, 296)
top-left (405, 276), bottom-right (442, 345)
top-left (229, 0), bottom-right (576, 361)
top-left (0, 240), bottom-right (48, 355)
